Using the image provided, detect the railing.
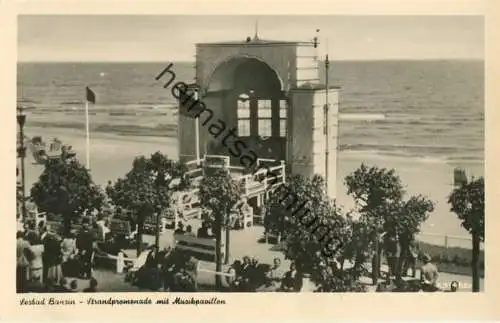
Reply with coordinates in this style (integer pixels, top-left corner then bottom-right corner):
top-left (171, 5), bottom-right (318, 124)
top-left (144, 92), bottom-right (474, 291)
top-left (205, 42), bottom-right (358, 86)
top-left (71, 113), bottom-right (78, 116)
top-left (204, 155), bottom-right (230, 168)
top-left (184, 155), bottom-right (286, 198)
top-left (416, 232), bottom-right (485, 250)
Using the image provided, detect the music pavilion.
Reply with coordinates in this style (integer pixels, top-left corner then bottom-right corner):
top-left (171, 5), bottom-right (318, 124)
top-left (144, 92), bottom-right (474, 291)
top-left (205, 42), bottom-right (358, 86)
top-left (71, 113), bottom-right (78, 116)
top-left (176, 33), bottom-right (340, 212)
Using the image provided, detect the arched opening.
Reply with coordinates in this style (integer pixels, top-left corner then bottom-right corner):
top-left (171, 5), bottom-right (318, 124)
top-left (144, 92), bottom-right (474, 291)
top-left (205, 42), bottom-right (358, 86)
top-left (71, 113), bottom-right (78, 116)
top-left (206, 57), bottom-right (288, 164)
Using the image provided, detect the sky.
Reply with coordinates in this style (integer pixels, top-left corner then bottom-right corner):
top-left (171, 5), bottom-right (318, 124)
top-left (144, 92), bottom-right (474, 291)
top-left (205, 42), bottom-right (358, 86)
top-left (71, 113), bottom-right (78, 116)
top-left (17, 15), bottom-right (484, 62)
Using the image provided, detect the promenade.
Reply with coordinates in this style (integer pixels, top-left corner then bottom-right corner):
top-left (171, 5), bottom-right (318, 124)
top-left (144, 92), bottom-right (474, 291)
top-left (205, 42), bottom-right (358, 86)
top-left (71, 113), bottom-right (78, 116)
top-left (79, 226), bottom-right (484, 292)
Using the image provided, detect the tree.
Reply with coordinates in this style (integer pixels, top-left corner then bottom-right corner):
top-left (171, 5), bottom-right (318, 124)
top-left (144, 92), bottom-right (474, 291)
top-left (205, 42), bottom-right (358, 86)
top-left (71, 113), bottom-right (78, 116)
top-left (264, 174), bottom-right (326, 239)
top-left (198, 167), bottom-right (242, 288)
top-left (265, 174), bottom-right (362, 291)
top-left (30, 158), bottom-right (105, 233)
top-left (448, 177), bottom-right (484, 292)
top-left (344, 163), bottom-right (405, 284)
top-left (391, 195), bottom-right (434, 278)
top-left (106, 152), bottom-right (189, 255)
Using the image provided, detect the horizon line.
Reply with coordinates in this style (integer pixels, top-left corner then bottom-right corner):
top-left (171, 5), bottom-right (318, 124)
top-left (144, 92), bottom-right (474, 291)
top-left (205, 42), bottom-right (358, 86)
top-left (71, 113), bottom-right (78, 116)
top-left (17, 58), bottom-right (485, 64)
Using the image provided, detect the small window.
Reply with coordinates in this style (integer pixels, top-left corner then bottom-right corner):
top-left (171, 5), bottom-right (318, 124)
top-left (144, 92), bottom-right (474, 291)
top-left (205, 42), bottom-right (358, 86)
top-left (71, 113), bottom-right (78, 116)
top-left (258, 108), bottom-right (272, 118)
top-left (259, 100), bottom-right (272, 108)
top-left (280, 100), bottom-right (287, 118)
top-left (237, 93), bottom-right (251, 136)
top-left (238, 119), bottom-right (250, 136)
top-left (280, 119), bottom-right (287, 137)
top-left (258, 119), bottom-right (272, 137)
top-left (238, 106), bottom-right (250, 118)
top-left (258, 100), bottom-right (272, 118)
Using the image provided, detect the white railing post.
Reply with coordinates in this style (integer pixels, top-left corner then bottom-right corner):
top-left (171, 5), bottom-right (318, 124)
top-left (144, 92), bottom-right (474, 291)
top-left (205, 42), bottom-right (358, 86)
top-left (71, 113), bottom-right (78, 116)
top-left (281, 160), bottom-right (286, 183)
top-left (117, 252), bottom-right (124, 274)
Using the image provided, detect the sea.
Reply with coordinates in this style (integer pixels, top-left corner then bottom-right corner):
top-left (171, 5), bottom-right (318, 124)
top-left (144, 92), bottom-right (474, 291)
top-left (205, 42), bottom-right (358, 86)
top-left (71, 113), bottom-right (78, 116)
top-left (17, 60), bottom-right (484, 165)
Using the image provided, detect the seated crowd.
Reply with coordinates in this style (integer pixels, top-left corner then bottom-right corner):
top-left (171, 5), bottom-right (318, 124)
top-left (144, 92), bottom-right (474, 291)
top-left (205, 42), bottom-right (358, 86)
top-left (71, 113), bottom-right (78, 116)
top-left (126, 246), bottom-right (198, 292)
top-left (174, 220), bottom-right (214, 239)
top-left (226, 257), bottom-right (303, 292)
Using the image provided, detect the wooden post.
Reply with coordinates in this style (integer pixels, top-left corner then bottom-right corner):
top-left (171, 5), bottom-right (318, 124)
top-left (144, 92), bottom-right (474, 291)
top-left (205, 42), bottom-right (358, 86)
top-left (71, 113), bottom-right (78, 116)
top-left (472, 233), bottom-right (481, 292)
top-left (444, 235), bottom-right (449, 249)
top-left (215, 210), bottom-right (223, 289)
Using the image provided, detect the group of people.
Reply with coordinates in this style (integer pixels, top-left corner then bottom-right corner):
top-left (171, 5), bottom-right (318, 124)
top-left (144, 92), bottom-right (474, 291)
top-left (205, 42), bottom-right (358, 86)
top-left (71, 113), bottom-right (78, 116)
top-left (383, 233), bottom-right (420, 280)
top-left (16, 220), bottom-right (98, 293)
top-left (227, 256), bottom-right (303, 292)
top-left (174, 220), bottom-right (214, 239)
top-left (126, 246), bottom-right (199, 292)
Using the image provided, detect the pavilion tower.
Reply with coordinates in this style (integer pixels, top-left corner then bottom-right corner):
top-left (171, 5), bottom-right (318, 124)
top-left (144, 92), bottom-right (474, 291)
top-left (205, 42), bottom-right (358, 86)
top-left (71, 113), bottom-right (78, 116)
top-left (177, 34), bottom-right (340, 199)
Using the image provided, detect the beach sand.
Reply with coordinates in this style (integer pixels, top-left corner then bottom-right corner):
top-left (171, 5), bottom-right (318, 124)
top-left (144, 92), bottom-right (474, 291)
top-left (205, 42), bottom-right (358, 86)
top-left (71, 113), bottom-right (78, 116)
top-left (21, 126), bottom-right (483, 247)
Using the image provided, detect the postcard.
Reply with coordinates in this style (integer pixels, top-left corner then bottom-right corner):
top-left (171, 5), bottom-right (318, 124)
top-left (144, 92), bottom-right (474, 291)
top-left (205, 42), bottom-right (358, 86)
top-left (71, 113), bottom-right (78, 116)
top-left (1, 0), bottom-right (499, 321)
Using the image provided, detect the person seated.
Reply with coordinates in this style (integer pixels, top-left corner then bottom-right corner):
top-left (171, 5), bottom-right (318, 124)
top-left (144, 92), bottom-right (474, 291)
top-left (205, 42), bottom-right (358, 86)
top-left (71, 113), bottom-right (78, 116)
top-left (226, 260), bottom-right (242, 290)
top-left (185, 255), bottom-right (199, 290)
top-left (172, 268), bottom-right (196, 292)
top-left (248, 257), bottom-right (266, 289)
top-left (264, 258), bottom-right (285, 291)
top-left (136, 261), bottom-right (163, 290)
top-left (44, 277), bottom-right (59, 293)
top-left (160, 248), bottom-right (176, 291)
top-left (83, 277), bottom-right (98, 292)
top-left (148, 263), bottom-right (164, 291)
top-left (239, 256), bottom-right (256, 292)
top-left (197, 222), bottom-right (209, 238)
top-left (69, 280), bottom-right (78, 292)
top-left (420, 254), bottom-right (439, 292)
top-left (448, 281), bottom-right (459, 292)
top-left (24, 272), bottom-right (46, 293)
top-left (185, 225), bottom-right (195, 237)
top-left (233, 216), bottom-right (242, 230)
top-left (280, 262), bottom-right (303, 292)
top-left (174, 222), bottom-right (185, 234)
top-left (52, 277), bottom-right (71, 292)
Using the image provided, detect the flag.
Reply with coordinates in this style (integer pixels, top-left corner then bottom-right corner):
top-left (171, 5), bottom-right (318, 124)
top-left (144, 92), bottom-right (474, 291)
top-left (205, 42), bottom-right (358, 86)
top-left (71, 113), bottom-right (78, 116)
top-left (179, 85), bottom-right (205, 118)
top-left (86, 86), bottom-right (96, 104)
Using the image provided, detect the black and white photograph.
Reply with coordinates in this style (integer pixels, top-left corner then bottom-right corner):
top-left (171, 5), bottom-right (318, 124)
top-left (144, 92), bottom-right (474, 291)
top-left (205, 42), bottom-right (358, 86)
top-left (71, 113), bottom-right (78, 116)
top-left (15, 14), bottom-right (485, 294)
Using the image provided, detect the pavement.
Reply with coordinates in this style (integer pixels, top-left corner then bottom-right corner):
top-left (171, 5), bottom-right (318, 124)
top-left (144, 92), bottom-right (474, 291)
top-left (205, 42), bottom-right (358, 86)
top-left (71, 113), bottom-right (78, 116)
top-left (71, 223), bottom-right (484, 292)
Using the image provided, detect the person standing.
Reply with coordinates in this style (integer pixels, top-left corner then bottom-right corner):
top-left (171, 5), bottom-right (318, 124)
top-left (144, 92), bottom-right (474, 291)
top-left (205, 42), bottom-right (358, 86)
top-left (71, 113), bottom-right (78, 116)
top-left (27, 235), bottom-right (44, 283)
top-left (76, 223), bottom-right (95, 279)
top-left (404, 238), bottom-right (419, 278)
top-left (16, 231), bottom-right (32, 292)
top-left (44, 232), bottom-right (63, 285)
top-left (384, 232), bottom-right (401, 280)
top-left (40, 225), bottom-right (50, 282)
top-left (61, 231), bottom-right (77, 277)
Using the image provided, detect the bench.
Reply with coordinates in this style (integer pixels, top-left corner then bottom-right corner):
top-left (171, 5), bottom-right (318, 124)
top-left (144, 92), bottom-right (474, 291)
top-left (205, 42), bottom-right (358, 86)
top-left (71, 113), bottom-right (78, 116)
top-left (173, 233), bottom-right (224, 263)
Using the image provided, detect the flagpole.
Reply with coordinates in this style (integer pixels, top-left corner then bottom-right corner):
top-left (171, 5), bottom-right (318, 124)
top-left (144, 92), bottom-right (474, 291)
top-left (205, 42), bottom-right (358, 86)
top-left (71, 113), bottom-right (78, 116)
top-left (194, 88), bottom-right (201, 165)
top-left (85, 97), bottom-right (91, 170)
top-left (324, 38), bottom-right (330, 194)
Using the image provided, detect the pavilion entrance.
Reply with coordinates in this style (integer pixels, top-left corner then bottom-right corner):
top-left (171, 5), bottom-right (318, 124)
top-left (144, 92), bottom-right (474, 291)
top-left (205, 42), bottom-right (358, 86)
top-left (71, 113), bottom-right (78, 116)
top-left (205, 58), bottom-right (288, 167)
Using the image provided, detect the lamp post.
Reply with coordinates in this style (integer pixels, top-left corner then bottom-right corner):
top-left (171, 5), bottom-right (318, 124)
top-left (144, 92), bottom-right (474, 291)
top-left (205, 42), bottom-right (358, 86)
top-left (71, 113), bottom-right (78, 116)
top-left (17, 106), bottom-right (27, 221)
